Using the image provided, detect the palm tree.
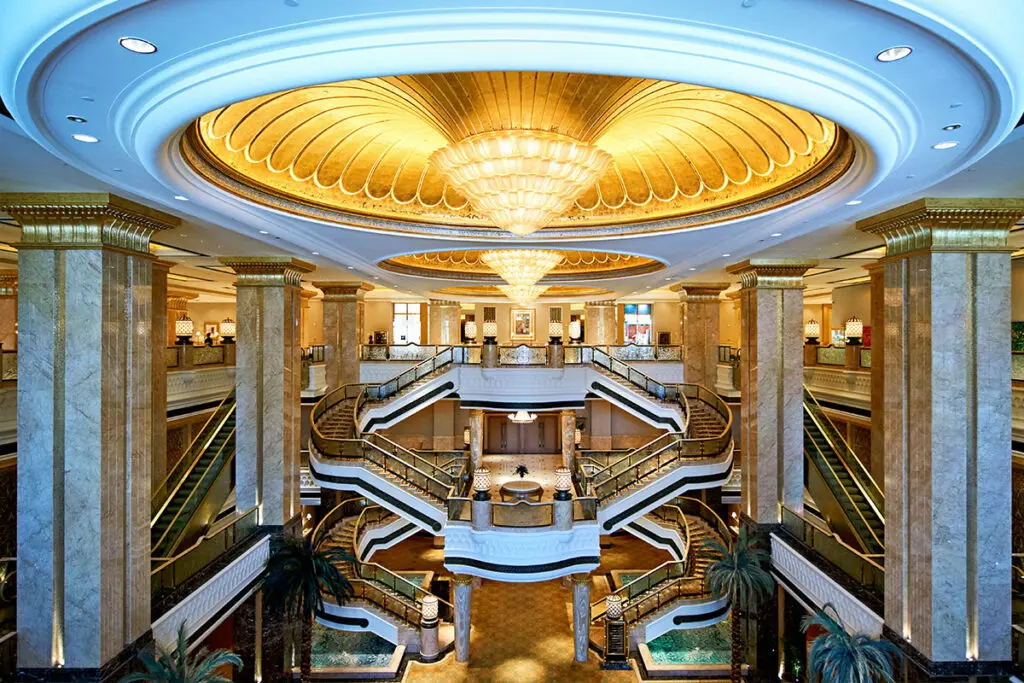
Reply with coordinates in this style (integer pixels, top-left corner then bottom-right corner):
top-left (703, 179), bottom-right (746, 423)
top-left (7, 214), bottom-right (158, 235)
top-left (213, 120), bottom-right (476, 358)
top-left (704, 528), bottom-right (774, 683)
top-left (121, 621), bottom-right (241, 683)
top-left (263, 534), bottom-right (356, 681)
top-left (802, 604), bottom-right (900, 683)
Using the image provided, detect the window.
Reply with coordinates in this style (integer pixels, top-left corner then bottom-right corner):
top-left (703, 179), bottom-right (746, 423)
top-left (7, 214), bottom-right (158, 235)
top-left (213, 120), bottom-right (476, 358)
top-left (623, 303), bottom-right (652, 344)
top-left (393, 303), bottom-right (421, 344)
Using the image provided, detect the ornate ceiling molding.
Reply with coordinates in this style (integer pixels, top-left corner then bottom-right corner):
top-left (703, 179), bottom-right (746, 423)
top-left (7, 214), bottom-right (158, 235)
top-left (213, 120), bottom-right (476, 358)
top-left (433, 285), bottom-right (612, 299)
top-left (379, 249), bottom-right (662, 283)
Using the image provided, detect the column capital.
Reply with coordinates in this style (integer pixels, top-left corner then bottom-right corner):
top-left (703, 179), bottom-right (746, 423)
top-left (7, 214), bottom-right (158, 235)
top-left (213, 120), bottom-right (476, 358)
top-left (1, 192), bottom-right (179, 255)
top-left (314, 280), bottom-right (373, 301)
top-left (166, 290), bottom-right (199, 310)
top-left (855, 198), bottom-right (1024, 259)
top-left (220, 256), bottom-right (315, 287)
top-left (726, 259), bottom-right (817, 289)
top-left (571, 573), bottom-right (591, 586)
top-left (585, 300), bottom-right (615, 307)
top-left (862, 262), bottom-right (885, 275)
top-left (453, 574), bottom-right (475, 586)
top-left (152, 258), bottom-right (176, 274)
top-left (671, 281), bottom-right (731, 302)
top-left (0, 270), bottom-right (16, 297)
top-left (428, 299), bottom-right (460, 307)
top-left (560, 408), bottom-right (576, 418)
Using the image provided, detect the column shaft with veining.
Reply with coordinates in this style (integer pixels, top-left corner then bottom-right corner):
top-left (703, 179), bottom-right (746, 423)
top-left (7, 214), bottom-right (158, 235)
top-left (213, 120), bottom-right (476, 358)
top-left (428, 299), bottom-right (460, 345)
top-left (560, 409), bottom-right (576, 469)
top-left (151, 259), bottom-right (173, 491)
top-left (572, 574), bottom-right (591, 662)
top-left (675, 282), bottom-right (729, 388)
top-left (316, 281), bottom-right (371, 390)
top-left (584, 301), bottom-right (617, 346)
top-left (453, 574), bottom-right (473, 662)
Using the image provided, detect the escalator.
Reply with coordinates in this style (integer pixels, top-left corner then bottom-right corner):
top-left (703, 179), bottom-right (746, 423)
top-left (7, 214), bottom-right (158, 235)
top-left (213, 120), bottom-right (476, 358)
top-left (803, 387), bottom-right (885, 556)
top-left (152, 389), bottom-right (237, 557)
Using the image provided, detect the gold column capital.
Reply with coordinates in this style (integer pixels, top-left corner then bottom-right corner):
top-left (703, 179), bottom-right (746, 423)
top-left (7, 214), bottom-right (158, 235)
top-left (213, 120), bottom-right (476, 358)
top-left (726, 259), bottom-right (817, 290)
top-left (571, 573), bottom-right (591, 586)
top-left (855, 198), bottom-right (1024, 258)
top-left (220, 256), bottom-right (315, 287)
top-left (314, 281), bottom-right (373, 301)
top-left (560, 408), bottom-right (576, 418)
top-left (1, 192), bottom-right (179, 255)
top-left (862, 262), bottom-right (885, 275)
top-left (299, 289), bottom-right (318, 308)
top-left (152, 258), bottom-right (176, 274)
top-left (584, 300), bottom-right (615, 308)
top-left (672, 281), bottom-right (731, 302)
top-left (428, 299), bottom-right (460, 307)
top-left (166, 290), bottom-right (199, 311)
top-left (453, 574), bottom-right (475, 586)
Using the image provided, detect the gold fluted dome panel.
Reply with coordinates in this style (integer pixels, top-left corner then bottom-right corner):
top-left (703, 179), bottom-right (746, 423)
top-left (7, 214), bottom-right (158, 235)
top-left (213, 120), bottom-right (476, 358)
top-left (185, 72), bottom-right (850, 237)
top-left (379, 250), bottom-right (662, 282)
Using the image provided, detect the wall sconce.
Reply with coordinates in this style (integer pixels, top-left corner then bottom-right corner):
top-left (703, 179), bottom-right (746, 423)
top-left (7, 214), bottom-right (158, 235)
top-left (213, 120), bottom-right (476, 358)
top-left (845, 316), bottom-right (863, 346)
top-left (175, 313), bottom-right (194, 345)
top-left (464, 320), bottom-right (477, 342)
top-left (220, 317), bottom-right (236, 344)
top-left (804, 319), bottom-right (820, 344)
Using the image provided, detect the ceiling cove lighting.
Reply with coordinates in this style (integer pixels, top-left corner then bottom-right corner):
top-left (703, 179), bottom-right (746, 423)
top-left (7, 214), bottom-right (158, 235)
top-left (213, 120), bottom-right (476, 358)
top-left (430, 131), bottom-right (612, 237)
top-left (876, 46), bottom-right (912, 62)
top-left (72, 134), bottom-right (99, 143)
top-left (119, 37), bottom-right (158, 54)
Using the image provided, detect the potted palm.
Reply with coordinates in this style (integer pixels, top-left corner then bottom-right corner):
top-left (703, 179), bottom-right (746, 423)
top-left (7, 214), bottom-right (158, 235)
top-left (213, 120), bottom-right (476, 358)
top-left (263, 534), bottom-right (356, 681)
top-left (704, 529), bottom-right (774, 683)
top-left (121, 622), bottom-right (241, 683)
top-left (802, 604), bottom-right (900, 682)
top-left (514, 464), bottom-right (529, 478)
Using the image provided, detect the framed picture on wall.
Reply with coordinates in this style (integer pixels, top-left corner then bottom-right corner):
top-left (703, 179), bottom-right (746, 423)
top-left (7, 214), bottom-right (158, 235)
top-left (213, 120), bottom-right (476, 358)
top-left (510, 308), bottom-right (535, 340)
top-left (204, 322), bottom-right (219, 340)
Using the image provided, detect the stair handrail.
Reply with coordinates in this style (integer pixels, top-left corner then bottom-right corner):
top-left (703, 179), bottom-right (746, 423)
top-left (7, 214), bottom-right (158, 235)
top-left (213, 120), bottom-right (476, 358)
top-left (310, 383), bottom-right (366, 456)
top-left (803, 387), bottom-right (885, 520)
top-left (364, 345), bottom-right (455, 403)
top-left (152, 429), bottom-right (236, 554)
top-left (803, 424), bottom-right (884, 554)
top-left (152, 388), bottom-right (235, 514)
top-left (592, 346), bottom-right (679, 403)
top-left (586, 432), bottom-right (685, 487)
top-left (361, 433), bottom-right (454, 486)
top-left (672, 497), bottom-right (733, 548)
top-left (348, 438), bottom-right (453, 502)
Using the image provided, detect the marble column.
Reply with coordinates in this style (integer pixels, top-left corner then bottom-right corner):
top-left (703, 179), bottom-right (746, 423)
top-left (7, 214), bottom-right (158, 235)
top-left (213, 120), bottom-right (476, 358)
top-left (428, 299), bottom-right (460, 345)
top-left (857, 198), bottom-right (1024, 665)
top-left (572, 574), bottom-right (591, 662)
top-left (453, 574), bottom-right (473, 662)
top-left (865, 262), bottom-right (885, 482)
top-left (584, 301), bottom-right (617, 346)
top-left (1, 193), bottom-right (178, 671)
top-left (222, 257), bottom-right (314, 528)
top-left (166, 290), bottom-right (197, 346)
top-left (315, 281), bottom-right (370, 390)
top-left (726, 259), bottom-right (815, 524)
top-left (560, 409), bottom-right (576, 469)
top-left (299, 289), bottom-right (317, 347)
top-left (469, 408), bottom-right (484, 469)
top-left (0, 271), bottom-right (17, 351)
top-left (675, 282), bottom-right (729, 389)
top-left (151, 259), bottom-right (173, 493)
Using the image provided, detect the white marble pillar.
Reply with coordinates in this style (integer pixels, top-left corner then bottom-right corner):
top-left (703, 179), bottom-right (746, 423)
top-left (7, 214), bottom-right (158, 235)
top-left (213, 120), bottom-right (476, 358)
top-left (726, 259), bottom-right (815, 524)
top-left (428, 299), bottom-right (460, 345)
top-left (584, 301), bottom-right (616, 346)
top-left (572, 574), bottom-right (591, 662)
top-left (453, 574), bottom-right (473, 662)
top-left (222, 257), bottom-right (315, 528)
top-left (1, 193), bottom-right (177, 671)
top-left (560, 409), bottom-right (576, 469)
top-left (674, 282), bottom-right (729, 389)
top-left (316, 281), bottom-right (370, 390)
top-left (151, 259), bottom-right (173, 493)
top-left (857, 198), bottom-right (1024, 665)
top-left (469, 408), bottom-right (484, 469)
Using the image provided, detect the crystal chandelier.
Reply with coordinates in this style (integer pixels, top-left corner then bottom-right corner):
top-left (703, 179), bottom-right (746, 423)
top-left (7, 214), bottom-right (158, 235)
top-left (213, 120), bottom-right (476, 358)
top-left (508, 409), bottom-right (538, 424)
top-left (498, 284), bottom-right (548, 306)
top-left (430, 130), bottom-right (612, 237)
top-left (482, 249), bottom-right (563, 287)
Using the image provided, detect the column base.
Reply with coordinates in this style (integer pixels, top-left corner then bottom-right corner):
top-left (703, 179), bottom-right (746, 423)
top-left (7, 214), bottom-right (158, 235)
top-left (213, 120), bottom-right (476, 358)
top-left (19, 630), bottom-right (153, 682)
top-left (882, 626), bottom-right (1013, 680)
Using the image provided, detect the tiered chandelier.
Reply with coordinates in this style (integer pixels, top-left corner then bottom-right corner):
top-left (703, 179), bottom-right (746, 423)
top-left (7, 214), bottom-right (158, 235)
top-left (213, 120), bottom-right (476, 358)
top-left (481, 249), bottom-right (563, 305)
top-left (430, 130), bottom-right (612, 237)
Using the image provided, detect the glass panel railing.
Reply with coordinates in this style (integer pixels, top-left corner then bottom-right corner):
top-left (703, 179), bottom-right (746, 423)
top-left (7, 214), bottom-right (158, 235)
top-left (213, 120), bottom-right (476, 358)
top-left (498, 344), bottom-right (547, 365)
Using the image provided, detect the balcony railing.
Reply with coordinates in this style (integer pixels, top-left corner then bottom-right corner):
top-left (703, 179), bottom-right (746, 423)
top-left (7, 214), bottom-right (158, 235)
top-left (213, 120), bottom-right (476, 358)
top-left (813, 345), bottom-right (871, 369)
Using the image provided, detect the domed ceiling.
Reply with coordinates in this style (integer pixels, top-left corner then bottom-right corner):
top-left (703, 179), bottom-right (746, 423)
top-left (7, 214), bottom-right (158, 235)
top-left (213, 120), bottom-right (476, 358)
top-left (378, 250), bottom-right (662, 282)
top-left (184, 71), bottom-right (852, 239)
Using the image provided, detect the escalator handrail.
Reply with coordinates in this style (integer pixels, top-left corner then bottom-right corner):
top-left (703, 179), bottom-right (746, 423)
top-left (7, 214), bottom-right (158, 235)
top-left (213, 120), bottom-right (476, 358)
top-left (803, 387), bottom-right (884, 519)
top-left (803, 424), bottom-right (884, 554)
top-left (152, 388), bottom-right (235, 513)
top-left (152, 428), bottom-right (236, 554)
top-left (151, 401), bottom-right (236, 526)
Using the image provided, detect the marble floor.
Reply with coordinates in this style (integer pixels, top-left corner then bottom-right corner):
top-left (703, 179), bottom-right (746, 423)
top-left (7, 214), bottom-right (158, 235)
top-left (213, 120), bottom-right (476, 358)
top-left (480, 452), bottom-right (562, 501)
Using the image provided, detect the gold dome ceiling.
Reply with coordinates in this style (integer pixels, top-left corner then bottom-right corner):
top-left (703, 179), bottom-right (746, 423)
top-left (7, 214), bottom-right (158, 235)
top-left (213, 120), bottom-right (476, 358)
top-left (379, 250), bottom-right (662, 282)
top-left (184, 72), bottom-right (851, 238)
top-left (434, 285), bottom-right (612, 299)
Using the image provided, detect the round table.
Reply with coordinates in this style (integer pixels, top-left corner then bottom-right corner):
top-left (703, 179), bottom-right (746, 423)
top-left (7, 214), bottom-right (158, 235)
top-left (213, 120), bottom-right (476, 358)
top-left (499, 479), bottom-right (543, 502)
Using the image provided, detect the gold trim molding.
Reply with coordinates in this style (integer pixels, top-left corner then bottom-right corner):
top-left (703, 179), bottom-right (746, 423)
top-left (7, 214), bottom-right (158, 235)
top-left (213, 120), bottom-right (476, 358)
top-left (314, 281), bottom-right (374, 301)
top-left (671, 281), bottom-right (731, 302)
top-left (380, 249), bottom-right (662, 283)
top-left (1, 193), bottom-right (179, 255)
top-left (856, 198), bottom-right (1024, 258)
top-left (726, 259), bottom-right (817, 289)
top-left (219, 256), bottom-right (315, 288)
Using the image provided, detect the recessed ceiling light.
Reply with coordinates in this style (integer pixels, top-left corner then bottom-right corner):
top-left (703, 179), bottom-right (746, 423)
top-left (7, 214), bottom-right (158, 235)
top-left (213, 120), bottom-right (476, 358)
top-left (66, 115), bottom-right (87, 124)
top-left (932, 141), bottom-right (959, 150)
top-left (688, 267), bottom-right (696, 271)
top-left (373, 276), bottom-right (379, 280)
top-left (119, 37), bottom-right (157, 54)
top-left (722, 253), bottom-right (731, 258)
top-left (258, 230), bottom-right (269, 234)
top-left (72, 133), bottom-right (99, 143)
top-left (770, 232), bottom-right (782, 237)
top-left (942, 123), bottom-right (962, 131)
top-left (846, 200), bottom-right (862, 206)
top-left (876, 46), bottom-right (912, 62)
top-left (347, 266), bottom-right (355, 270)
top-left (173, 195), bottom-right (188, 201)
top-left (664, 277), bottom-right (672, 281)
top-left (312, 251), bottom-right (320, 256)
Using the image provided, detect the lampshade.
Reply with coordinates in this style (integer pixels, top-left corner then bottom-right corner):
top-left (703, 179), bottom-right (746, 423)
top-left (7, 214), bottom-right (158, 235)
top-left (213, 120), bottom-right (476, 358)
top-left (463, 426), bottom-right (471, 446)
top-left (220, 318), bottom-right (236, 337)
top-left (482, 321), bottom-right (498, 339)
top-left (845, 316), bottom-right (863, 341)
top-left (421, 594), bottom-right (439, 621)
top-left (804, 319), bottom-right (820, 340)
top-left (574, 427), bottom-right (582, 445)
top-left (554, 467), bottom-right (573, 493)
top-left (548, 321), bottom-right (564, 338)
top-left (568, 320), bottom-right (582, 340)
top-left (464, 321), bottom-right (478, 340)
top-left (429, 131), bottom-right (612, 237)
top-left (175, 314), bottom-right (194, 337)
top-left (499, 284), bottom-right (548, 306)
top-left (508, 409), bottom-right (538, 424)
top-left (606, 594), bottom-right (624, 620)
top-left (481, 249), bottom-right (563, 288)
top-left (473, 468), bottom-right (491, 493)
